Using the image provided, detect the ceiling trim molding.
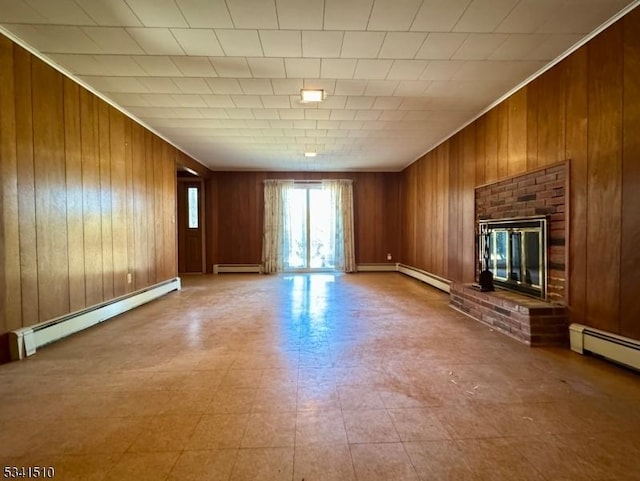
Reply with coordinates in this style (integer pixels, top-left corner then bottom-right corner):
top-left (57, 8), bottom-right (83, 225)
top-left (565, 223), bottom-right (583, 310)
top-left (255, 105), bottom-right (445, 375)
top-left (0, 26), bottom-right (211, 172)
top-left (402, 0), bottom-right (640, 172)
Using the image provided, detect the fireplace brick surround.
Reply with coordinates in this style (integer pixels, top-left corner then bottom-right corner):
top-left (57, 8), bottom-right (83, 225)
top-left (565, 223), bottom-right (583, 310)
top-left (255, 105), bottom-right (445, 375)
top-left (450, 161), bottom-right (569, 346)
top-left (450, 283), bottom-right (568, 346)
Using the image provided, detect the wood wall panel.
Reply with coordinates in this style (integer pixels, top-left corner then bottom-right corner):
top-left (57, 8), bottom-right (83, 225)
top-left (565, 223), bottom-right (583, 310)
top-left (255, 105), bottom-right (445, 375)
top-left (401, 11), bottom-right (640, 339)
top-left (0, 38), bottom-right (190, 360)
top-left (32, 61), bottom-right (70, 322)
top-left (620, 7), bottom-right (640, 339)
top-left (585, 24), bottom-right (623, 332)
top-left (14, 47), bottom-right (38, 327)
top-left (63, 78), bottom-right (86, 312)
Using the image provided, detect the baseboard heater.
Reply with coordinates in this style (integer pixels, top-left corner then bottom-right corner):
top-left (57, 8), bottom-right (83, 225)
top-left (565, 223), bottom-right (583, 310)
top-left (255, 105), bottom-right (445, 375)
top-left (356, 263), bottom-right (398, 272)
top-left (213, 264), bottom-right (262, 274)
top-left (397, 263), bottom-right (451, 293)
top-left (9, 277), bottom-right (181, 361)
top-left (569, 323), bottom-right (640, 371)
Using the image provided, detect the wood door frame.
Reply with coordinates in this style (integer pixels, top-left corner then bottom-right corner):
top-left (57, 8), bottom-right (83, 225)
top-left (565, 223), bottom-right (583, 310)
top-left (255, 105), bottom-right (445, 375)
top-left (177, 177), bottom-right (206, 274)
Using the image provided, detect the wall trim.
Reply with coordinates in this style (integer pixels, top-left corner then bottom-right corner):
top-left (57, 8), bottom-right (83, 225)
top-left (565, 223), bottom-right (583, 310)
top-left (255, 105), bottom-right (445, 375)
top-left (9, 278), bottom-right (181, 361)
top-left (356, 263), bottom-right (398, 272)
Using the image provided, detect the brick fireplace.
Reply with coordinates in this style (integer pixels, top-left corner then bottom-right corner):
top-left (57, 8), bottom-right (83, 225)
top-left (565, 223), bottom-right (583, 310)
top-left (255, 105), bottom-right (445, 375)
top-left (449, 161), bottom-right (569, 346)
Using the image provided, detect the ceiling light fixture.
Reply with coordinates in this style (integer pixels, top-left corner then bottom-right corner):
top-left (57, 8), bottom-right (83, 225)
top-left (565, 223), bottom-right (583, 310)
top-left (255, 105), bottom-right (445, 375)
top-left (304, 152), bottom-right (317, 157)
top-left (300, 89), bottom-right (325, 103)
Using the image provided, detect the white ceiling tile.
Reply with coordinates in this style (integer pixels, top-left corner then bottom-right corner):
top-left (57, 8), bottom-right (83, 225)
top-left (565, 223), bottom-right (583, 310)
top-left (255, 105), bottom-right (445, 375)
top-left (378, 33), bottom-right (426, 59)
top-left (379, 110), bottom-right (407, 120)
top-left (354, 59), bottom-right (393, 79)
top-left (239, 79), bottom-right (274, 95)
top-left (403, 110), bottom-right (434, 120)
top-left (341, 32), bottom-right (385, 58)
top-left (232, 95), bottom-right (264, 108)
top-left (364, 80), bottom-right (399, 96)
top-left (6, 25), bottom-right (101, 54)
top-left (126, 28), bottom-right (184, 55)
top-left (305, 110), bottom-right (331, 120)
top-left (171, 29), bottom-right (225, 56)
top-left (419, 60), bottom-right (465, 80)
top-left (137, 77), bottom-right (181, 93)
top-left (108, 93), bottom-right (151, 106)
top-left (317, 120), bottom-right (341, 129)
top-left (495, 0), bottom-right (560, 33)
top-left (216, 29), bottom-right (263, 56)
top-left (261, 96), bottom-right (292, 108)
top-left (0, 0), bottom-right (44, 23)
top-left (202, 94), bottom-right (235, 107)
top-left (372, 96), bottom-right (403, 109)
top-left (140, 93), bottom-right (178, 107)
top-left (317, 96), bottom-right (347, 109)
top-left (345, 96), bottom-right (375, 110)
top-left (276, 0), bottom-right (323, 29)
top-left (175, 0), bottom-right (233, 28)
top-left (81, 27), bottom-right (143, 54)
top-left (74, 0), bottom-right (141, 26)
top-left (173, 77), bottom-right (212, 94)
top-left (488, 34), bottom-right (544, 60)
top-left (171, 94), bottom-right (207, 107)
top-left (171, 56), bottom-right (217, 76)
top-left (321, 59), bottom-right (357, 79)
top-left (294, 120), bottom-right (316, 129)
top-left (386, 60), bottom-right (427, 80)
top-left (411, 0), bottom-right (471, 32)
top-left (302, 31), bottom-right (343, 57)
top-left (226, 0), bottom-right (278, 28)
top-left (335, 80), bottom-right (367, 95)
top-left (453, 0), bottom-right (519, 33)
top-left (125, 0), bottom-right (188, 27)
top-left (324, 0), bottom-right (373, 30)
top-left (23, 0), bottom-right (95, 24)
top-left (340, 120), bottom-right (365, 129)
top-left (246, 120), bottom-right (271, 128)
top-left (452, 33), bottom-right (509, 60)
top-left (355, 110), bottom-right (382, 120)
top-left (259, 30), bottom-right (301, 57)
top-left (279, 109), bottom-right (306, 119)
top-left (367, 0), bottom-right (422, 31)
top-left (537, 0), bottom-right (627, 34)
top-left (226, 109), bottom-right (254, 119)
top-left (253, 109), bottom-right (281, 119)
top-left (303, 79), bottom-right (335, 94)
top-left (209, 57), bottom-right (252, 77)
top-left (44, 54), bottom-right (97, 75)
top-left (394, 80), bottom-right (431, 96)
top-left (95, 55), bottom-right (147, 75)
top-left (415, 33), bottom-right (467, 59)
top-left (133, 56), bottom-right (182, 76)
top-left (206, 78), bottom-right (243, 94)
top-left (271, 78), bottom-right (303, 95)
top-left (247, 58), bottom-right (286, 78)
top-left (78, 76), bottom-right (144, 93)
top-left (525, 34), bottom-right (583, 61)
top-left (285, 58), bottom-right (321, 78)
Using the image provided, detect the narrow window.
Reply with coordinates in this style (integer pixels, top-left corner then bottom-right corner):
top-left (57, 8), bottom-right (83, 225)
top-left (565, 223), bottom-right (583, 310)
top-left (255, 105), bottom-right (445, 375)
top-left (187, 187), bottom-right (198, 228)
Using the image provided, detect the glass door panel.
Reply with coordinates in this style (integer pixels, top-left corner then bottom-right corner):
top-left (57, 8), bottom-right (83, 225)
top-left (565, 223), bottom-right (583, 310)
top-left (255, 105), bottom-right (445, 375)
top-left (286, 188), bottom-right (307, 269)
top-left (309, 188), bottom-right (333, 269)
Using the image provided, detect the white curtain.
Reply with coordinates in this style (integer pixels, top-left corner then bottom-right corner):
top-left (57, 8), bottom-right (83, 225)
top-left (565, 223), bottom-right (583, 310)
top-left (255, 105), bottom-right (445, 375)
top-left (262, 179), bottom-right (294, 273)
top-left (262, 179), bottom-right (356, 273)
top-left (324, 179), bottom-right (356, 273)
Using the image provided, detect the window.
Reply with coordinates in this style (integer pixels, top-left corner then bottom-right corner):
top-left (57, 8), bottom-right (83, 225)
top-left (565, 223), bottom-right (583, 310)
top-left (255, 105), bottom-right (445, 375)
top-left (187, 186), bottom-right (198, 228)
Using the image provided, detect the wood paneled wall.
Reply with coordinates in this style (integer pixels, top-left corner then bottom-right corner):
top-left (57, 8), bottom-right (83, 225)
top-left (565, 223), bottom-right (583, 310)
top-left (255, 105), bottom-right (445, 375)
top-left (205, 171), bottom-right (401, 268)
top-left (401, 8), bottom-right (640, 340)
top-left (0, 38), bottom-right (185, 361)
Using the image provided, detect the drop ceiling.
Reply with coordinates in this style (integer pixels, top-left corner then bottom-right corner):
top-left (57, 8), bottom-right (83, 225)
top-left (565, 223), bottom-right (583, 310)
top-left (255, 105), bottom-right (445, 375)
top-left (0, 0), bottom-right (636, 171)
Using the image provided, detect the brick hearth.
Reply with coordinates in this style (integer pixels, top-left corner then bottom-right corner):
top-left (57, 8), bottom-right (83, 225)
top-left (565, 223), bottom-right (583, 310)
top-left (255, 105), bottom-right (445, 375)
top-left (450, 282), bottom-right (568, 346)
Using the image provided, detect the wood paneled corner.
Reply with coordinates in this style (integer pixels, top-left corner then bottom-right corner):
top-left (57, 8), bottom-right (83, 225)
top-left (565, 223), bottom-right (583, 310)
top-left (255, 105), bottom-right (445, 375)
top-left (0, 38), bottom-right (198, 359)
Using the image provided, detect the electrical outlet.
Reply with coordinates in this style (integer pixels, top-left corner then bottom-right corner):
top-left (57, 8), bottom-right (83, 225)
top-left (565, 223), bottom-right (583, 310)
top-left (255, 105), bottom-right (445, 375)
top-left (387, 253), bottom-right (392, 261)
top-left (127, 273), bottom-right (132, 284)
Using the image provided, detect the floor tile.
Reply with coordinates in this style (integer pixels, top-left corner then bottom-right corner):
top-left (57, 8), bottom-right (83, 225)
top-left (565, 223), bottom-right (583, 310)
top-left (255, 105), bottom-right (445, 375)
top-left (294, 444), bottom-right (356, 481)
top-left (350, 442), bottom-right (419, 481)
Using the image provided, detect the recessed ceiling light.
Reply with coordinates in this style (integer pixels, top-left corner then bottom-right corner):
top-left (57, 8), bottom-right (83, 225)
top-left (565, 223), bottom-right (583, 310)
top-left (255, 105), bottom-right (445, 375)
top-left (300, 89), bottom-right (325, 103)
top-left (304, 152), bottom-right (317, 157)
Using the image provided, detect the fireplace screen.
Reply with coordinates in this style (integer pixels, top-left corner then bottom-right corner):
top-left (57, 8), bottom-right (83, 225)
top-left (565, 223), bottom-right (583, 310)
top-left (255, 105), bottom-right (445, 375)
top-left (479, 217), bottom-right (547, 299)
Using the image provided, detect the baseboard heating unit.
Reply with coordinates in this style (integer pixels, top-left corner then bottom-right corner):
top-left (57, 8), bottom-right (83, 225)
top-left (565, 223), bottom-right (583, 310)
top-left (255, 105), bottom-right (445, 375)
top-left (213, 264), bottom-right (262, 274)
top-left (397, 264), bottom-right (451, 293)
top-left (9, 277), bottom-right (181, 361)
top-left (569, 323), bottom-right (640, 371)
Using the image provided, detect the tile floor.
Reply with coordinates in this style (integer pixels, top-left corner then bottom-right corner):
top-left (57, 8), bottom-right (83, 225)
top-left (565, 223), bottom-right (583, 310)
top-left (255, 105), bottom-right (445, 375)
top-left (1, 273), bottom-right (640, 480)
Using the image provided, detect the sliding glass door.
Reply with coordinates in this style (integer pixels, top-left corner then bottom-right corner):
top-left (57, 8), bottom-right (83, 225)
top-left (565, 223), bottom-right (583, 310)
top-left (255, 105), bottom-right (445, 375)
top-left (286, 185), bottom-right (334, 270)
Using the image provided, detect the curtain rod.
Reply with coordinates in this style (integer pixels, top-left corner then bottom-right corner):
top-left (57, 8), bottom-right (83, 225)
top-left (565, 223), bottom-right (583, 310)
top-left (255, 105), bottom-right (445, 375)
top-left (263, 179), bottom-right (355, 183)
